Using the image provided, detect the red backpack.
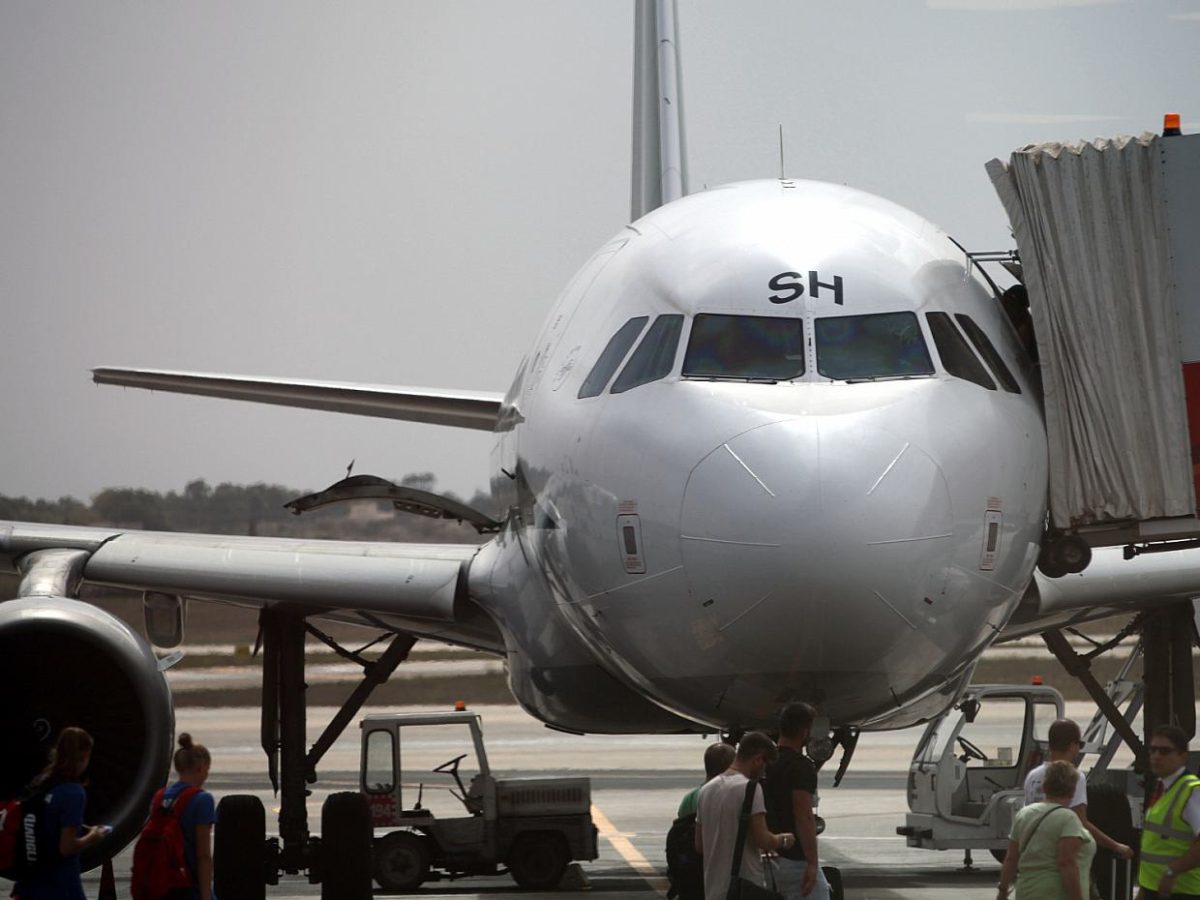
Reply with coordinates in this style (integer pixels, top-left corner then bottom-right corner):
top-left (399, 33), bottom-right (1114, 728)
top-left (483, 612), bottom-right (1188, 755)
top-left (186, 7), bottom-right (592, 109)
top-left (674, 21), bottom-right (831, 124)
top-left (130, 785), bottom-right (200, 900)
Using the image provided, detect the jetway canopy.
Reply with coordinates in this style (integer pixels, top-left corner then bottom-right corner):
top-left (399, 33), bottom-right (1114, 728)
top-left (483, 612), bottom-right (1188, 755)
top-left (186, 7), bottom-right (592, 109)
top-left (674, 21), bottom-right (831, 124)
top-left (987, 133), bottom-right (1200, 532)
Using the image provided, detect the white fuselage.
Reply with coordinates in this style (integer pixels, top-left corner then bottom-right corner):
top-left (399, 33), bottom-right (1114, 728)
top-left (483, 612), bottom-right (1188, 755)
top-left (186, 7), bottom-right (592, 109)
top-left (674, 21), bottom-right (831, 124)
top-left (484, 179), bottom-right (1048, 731)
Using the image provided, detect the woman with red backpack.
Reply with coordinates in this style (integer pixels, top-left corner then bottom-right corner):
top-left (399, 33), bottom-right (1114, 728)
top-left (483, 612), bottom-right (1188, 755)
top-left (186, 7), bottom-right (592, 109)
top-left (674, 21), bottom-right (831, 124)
top-left (131, 733), bottom-right (216, 900)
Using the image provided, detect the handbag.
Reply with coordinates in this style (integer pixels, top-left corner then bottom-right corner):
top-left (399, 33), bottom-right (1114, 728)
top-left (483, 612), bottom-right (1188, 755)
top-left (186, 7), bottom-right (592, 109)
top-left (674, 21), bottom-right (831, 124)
top-left (725, 779), bottom-right (783, 900)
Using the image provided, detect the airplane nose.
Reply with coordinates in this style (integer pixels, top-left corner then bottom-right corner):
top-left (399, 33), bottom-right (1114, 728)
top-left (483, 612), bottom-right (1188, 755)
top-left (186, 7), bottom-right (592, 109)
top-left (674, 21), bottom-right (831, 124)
top-left (679, 417), bottom-right (956, 710)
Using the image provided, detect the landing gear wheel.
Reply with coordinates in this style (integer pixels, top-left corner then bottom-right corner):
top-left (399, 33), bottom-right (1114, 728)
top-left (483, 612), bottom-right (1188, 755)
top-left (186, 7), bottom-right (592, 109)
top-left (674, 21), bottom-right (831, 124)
top-left (374, 831), bottom-right (430, 893)
top-left (320, 792), bottom-right (373, 900)
top-left (1038, 535), bottom-right (1092, 577)
top-left (990, 848), bottom-right (1008, 864)
top-left (956, 735), bottom-right (988, 762)
top-left (214, 794), bottom-right (266, 900)
top-left (507, 833), bottom-right (569, 890)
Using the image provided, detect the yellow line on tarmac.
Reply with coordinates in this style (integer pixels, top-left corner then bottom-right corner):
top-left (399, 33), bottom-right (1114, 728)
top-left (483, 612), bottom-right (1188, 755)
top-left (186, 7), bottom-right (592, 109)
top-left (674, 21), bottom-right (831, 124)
top-left (591, 804), bottom-right (669, 895)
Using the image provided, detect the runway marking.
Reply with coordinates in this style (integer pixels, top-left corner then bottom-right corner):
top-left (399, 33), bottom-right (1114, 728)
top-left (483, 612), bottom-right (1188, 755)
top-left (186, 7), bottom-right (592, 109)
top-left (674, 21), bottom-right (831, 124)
top-left (590, 804), bottom-right (668, 895)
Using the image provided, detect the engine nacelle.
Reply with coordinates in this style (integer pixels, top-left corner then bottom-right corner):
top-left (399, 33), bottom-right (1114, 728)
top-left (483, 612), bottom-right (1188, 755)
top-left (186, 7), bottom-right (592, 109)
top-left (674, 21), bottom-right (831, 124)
top-left (0, 597), bottom-right (174, 869)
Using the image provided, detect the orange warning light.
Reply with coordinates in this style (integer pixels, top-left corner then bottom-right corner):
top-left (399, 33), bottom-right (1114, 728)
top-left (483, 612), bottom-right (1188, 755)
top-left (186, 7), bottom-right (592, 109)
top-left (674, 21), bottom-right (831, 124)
top-left (1031, 675), bottom-right (1044, 686)
top-left (1164, 113), bottom-right (1182, 136)
top-left (454, 700), bottom-right (467, 711)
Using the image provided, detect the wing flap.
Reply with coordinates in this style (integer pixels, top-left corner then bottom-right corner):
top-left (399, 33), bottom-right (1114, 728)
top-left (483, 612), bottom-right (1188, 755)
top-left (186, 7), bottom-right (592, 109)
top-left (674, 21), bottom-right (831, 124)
top-left (2, 521), bottom-right (484, 626)
top-left (92, 368), bottom-right (503, 431)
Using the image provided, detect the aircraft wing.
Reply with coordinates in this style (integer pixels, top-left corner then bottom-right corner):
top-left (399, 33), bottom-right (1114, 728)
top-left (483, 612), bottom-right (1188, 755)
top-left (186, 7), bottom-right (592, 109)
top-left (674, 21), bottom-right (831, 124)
top-left (0, 521), bottom-right (502, 650)
top-left (92, 367), bottom-right (504, 431)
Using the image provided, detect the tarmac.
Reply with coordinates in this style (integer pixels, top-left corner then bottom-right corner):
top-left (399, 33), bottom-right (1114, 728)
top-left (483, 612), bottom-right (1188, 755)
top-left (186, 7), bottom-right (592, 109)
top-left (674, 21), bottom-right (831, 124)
top-left (57, 701), bottom-right (1137, 900)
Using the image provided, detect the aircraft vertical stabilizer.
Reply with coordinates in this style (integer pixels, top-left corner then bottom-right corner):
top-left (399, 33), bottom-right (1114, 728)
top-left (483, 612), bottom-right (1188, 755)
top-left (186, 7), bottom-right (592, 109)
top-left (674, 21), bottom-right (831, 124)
top-left (630, 0), bottom-right (687, 220)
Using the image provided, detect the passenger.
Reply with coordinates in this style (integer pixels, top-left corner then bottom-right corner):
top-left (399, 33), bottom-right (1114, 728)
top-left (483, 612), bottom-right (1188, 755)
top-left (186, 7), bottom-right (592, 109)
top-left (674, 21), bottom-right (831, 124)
top-left (11, 726), bottom-right (110, 900)
top-left (999, 760), bottom-right (1094, 900)
top-left (694, 731), bottom-right (794, 900)
top-left (679, 742), bottom-right (737, 818)
top-left (764, 702), bottom-right (830, 900)
top-left (1000, 284), bottom-right (1038, 362)
top-left (1024, 719), bottom-right (1133, 860)
top-left (1137, 725), bottom-right (1200, 900)
top-left (666, 743), bottom-right (735, 900)
top-left (164, 733), bottom-right (217, 900)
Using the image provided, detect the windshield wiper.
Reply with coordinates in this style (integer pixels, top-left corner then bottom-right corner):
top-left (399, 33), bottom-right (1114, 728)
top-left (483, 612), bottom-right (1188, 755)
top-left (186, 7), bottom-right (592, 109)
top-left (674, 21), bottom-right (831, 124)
top-left (843, 374), bottom-right (929, 384)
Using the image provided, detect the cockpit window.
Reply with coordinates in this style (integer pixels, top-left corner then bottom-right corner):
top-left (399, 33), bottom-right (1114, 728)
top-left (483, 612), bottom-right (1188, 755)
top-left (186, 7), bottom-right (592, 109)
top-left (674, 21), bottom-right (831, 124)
top-left (955, 314), bottom-right (1021, 394)
top-left (682, 314), bottom-right (805, 381)
top-left (926, 312), bottom-right (996, 390)
top-left (611, 314), bottom-right (684, 394)
top-left (814, 312), bottom-right (934, 381)
top-left (578, 316), bottom-right (648, 399)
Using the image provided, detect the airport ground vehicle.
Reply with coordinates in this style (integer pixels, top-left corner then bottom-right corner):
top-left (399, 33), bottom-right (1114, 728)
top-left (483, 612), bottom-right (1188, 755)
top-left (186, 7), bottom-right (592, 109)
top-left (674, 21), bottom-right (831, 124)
top-left (359, 709), bottom-right (597, 892)
top-left (897, 670), bottom-right (1144, 897)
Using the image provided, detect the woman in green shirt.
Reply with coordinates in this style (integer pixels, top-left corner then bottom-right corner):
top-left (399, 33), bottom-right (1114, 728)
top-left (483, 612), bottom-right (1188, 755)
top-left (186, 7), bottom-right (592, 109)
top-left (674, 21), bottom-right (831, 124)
top-left (997, 760), bottom-right (1095, 900)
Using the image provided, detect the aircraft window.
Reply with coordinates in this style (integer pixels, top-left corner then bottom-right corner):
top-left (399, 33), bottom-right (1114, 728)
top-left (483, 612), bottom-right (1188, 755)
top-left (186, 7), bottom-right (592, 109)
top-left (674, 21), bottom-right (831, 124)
top-left (577, 316), bottom-right (649, 399)
top-left (681, 314), bottom-right (805, 381)
top-left (814, 312), bottom-right (934, 381)
top-left (610, 314), bottom-right (684, 394)
top-left (926, 313), bottom-right (996, 390)
top-left (955, 314), bottom-right (1021, 394)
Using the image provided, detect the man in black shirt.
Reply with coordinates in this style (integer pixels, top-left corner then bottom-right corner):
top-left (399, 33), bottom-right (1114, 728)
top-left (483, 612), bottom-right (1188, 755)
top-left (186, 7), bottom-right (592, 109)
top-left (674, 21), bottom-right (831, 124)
top-left (764, 701), bottom-right (829, 900)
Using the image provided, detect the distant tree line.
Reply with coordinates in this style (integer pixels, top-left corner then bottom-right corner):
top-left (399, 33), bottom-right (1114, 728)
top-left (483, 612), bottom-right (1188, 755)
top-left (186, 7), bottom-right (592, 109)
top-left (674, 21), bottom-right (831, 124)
top-left (0, 474), bottom-right (499, 544)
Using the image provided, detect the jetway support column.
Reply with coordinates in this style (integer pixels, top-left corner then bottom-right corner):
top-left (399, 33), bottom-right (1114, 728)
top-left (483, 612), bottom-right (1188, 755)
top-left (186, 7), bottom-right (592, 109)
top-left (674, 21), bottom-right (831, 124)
top-left (1142, 602), bottom-right (1197, 740)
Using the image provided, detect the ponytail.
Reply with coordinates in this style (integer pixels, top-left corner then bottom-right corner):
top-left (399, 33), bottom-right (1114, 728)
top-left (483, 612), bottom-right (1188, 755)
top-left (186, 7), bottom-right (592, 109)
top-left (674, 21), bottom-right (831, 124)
top-left (173, 733), bottom-right (211, 774)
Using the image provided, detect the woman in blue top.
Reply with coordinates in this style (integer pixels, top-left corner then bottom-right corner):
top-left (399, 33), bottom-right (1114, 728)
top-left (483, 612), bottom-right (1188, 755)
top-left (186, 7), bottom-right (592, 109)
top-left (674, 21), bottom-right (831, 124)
top-left (11, 726), bottom-right (110, 900)
top-left (161, 733), bottom-right (216, 900)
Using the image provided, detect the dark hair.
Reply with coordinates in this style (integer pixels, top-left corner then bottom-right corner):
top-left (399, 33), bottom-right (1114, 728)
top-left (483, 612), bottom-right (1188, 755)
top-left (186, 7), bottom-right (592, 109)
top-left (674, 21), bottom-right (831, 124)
top-left (1151, 725), bottom-right (1190, 754)
top-left (779, 702), bottom-right (817, 739)
top-left (703, 742), bottom-right (736, 780)
top-left (1047, 719), bottom-right (1082, 753)
top-left (37, 726), bottom-right (94, 785)
top-left (1042, 760), bottom-right (1079, 799)
top-left (173, 733), bottom-right (211, 773)
top-left (735, 731), bottom-right (778, 764)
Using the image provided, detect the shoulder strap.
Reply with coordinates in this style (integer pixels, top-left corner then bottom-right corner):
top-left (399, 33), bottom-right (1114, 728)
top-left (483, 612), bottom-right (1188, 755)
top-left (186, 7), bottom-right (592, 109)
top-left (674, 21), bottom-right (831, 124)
top-left (728, 778), bottom-right (758, 880)
top-left (1020, 804), bottom-right (1071, 854)
top-left (169, 786), bottom-right (200, 818)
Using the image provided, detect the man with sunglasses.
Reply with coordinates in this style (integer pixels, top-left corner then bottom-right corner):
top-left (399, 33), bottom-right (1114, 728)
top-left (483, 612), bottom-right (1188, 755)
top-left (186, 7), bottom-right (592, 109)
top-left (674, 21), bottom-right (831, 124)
top-left (1139, 725), bottom-right (1200, 899)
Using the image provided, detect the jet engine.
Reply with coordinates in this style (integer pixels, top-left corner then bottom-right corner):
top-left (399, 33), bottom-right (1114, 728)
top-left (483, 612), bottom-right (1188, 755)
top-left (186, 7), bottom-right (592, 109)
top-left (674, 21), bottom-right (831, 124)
top-left (0, 597), bottom-right (174, 869)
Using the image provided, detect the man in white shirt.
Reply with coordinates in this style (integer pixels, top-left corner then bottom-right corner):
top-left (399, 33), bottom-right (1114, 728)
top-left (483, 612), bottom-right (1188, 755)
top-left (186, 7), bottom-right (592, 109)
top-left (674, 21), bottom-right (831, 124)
top-left (1023, 718), bottom-right (1134, 860)
top-left (695, 732), bottom-right (795, 900)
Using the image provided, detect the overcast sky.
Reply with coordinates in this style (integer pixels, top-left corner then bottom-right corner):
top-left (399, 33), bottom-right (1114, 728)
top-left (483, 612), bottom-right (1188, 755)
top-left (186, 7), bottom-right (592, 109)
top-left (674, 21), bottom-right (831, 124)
top-left (2, 0), bottom-right (1197, 504)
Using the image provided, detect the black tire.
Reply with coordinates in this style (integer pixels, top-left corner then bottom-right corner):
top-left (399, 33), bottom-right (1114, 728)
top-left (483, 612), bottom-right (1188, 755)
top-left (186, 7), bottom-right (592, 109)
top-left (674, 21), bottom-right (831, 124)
top-left (320, 792), bottom-right (374, 900)
top-left (822, 865), bottom-right (844, 900)
top-left (990, 848), bottom-right (1008, 864)
top-left (214, 794), bottom-right (266, 900)
top-left (507, 832), bottom-right (569, 890)
top-left (1088, 778), bottom-right (1135, 845)
top-left (1088, 778), bottom-right (1136, 900)
top-left (374, 831), bottom-right (430, 893)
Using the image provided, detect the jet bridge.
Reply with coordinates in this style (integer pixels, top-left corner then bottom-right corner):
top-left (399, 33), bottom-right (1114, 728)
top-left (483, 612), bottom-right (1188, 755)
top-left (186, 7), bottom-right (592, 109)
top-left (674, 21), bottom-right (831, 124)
top-left (988, 127), bottom-right (1200, 572)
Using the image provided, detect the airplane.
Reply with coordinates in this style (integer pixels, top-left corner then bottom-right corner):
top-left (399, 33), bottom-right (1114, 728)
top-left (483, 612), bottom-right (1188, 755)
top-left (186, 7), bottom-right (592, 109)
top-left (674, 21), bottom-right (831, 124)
top-left (2, 0), bottom-right (1197, 894)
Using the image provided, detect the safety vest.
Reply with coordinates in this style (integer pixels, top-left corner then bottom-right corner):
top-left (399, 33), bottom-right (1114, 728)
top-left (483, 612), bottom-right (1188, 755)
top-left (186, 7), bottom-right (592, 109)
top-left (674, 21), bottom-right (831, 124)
top-left (1140, 773), bottom-right (1200, 894)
